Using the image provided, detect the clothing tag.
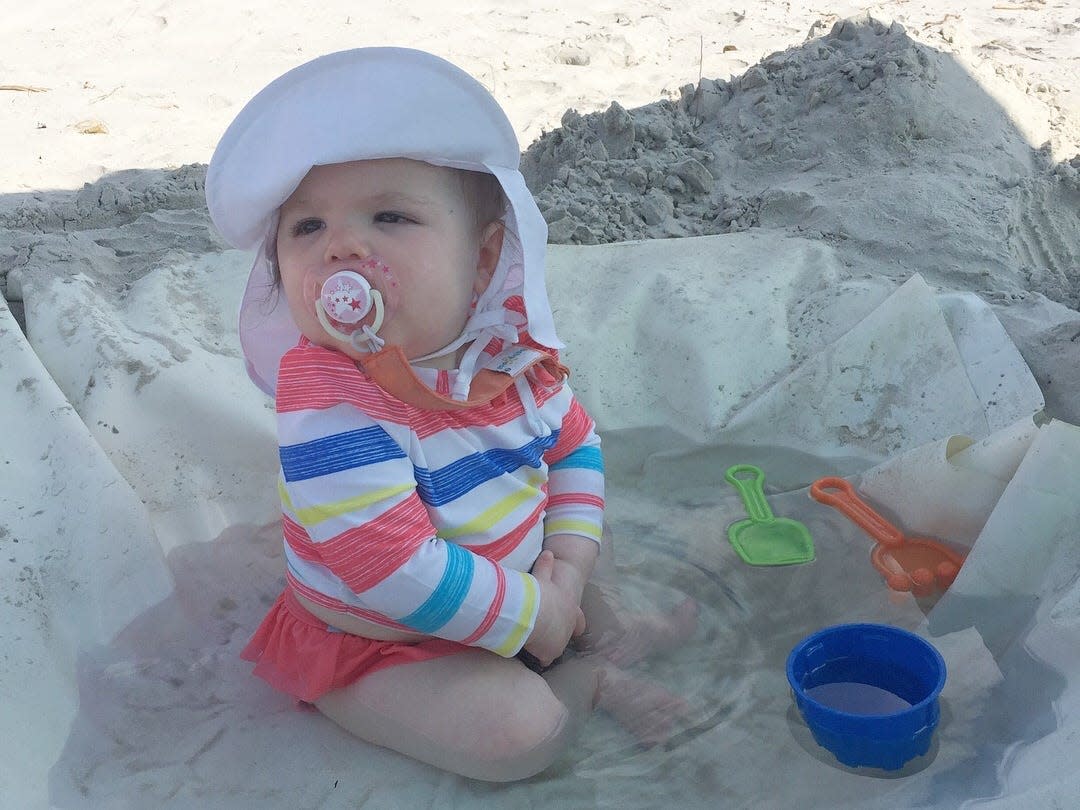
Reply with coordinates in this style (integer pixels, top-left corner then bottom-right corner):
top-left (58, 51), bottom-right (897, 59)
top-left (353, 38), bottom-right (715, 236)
top-left (490, 346), bottom-right (547, 377)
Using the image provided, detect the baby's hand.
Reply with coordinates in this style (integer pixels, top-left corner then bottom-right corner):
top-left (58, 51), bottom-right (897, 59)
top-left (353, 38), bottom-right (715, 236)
top-left (523, 550), bottom-right (586, 666)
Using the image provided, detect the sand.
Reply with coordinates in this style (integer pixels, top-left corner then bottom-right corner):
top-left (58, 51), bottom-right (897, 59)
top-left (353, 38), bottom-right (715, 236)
top-left (3, 2), bottom-right (1078, 422)
top-left (2, 1), bottom-right (1079, 807)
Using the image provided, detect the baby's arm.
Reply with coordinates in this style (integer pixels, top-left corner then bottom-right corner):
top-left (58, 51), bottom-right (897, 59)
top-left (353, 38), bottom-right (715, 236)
top-left (280, 417), bottom-right (541, 655)
top-left (522, 549), bottom-right (587, 665)
top-left (276, 350), bottom-right (542, 658)
top-left (544, 534), bottom-right (599, 611)
top-left (542, 396), bottom-right (605, 605)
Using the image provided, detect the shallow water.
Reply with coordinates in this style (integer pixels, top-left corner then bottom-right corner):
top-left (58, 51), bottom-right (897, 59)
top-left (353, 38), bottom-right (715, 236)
top-left (45, 452), bottom-right (1073, 809)
top-left (806, 682), bottom-right (913, 715)
top-left (564, 461), bottom-right (1060, 807)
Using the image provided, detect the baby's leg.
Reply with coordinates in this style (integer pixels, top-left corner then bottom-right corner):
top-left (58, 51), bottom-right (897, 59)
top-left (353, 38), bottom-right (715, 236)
top-left (575, 526), bottom-right (699, 667)
top-left (559, 527), bottom-right (695, 745)
top-left (592, 664), bottom-right (691, 748)
top-left (315, 648), bottom-right (599, 782)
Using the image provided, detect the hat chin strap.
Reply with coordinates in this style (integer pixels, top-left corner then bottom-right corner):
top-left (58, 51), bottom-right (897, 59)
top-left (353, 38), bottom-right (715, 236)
top-left (411, 307), bottom-right (525, 400)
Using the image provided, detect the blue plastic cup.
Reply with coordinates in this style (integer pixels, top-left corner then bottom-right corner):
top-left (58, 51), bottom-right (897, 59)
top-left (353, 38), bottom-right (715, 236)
top-left (786, 623), bottom-right (946, 770)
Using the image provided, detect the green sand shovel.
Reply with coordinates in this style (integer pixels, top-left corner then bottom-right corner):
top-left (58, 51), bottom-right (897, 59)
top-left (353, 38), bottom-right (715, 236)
top-left (725, 464), bottom-right (815, 566)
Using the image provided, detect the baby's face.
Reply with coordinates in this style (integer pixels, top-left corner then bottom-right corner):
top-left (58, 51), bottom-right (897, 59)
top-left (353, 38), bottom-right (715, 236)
top-left (276, 158), bottom-right (495, 364)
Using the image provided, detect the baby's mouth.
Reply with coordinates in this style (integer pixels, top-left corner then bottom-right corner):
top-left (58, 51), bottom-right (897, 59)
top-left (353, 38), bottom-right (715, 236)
top-left (310, 258), bottom-right (394, 350)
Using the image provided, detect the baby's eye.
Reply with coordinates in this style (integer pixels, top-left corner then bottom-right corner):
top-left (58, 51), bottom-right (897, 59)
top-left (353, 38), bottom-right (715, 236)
top-left (291, 218), bottom-right (324, 236)
top-left (374, 211), bottom-right (413, 225)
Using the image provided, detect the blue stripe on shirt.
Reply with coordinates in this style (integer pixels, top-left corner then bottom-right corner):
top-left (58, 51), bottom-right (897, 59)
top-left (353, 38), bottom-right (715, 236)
top-left (399, 542), bottom-right (475, 633)
top-left (279, 425), bottom-right (406, 482)
top-left (414, 431), bottom-right (560, 506)
top-left (550, 445), bottom-right (604, 474)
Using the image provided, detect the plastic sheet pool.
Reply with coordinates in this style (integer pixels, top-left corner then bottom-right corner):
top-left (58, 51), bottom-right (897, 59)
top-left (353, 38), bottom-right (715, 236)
top-left (5, 234), bottom-right (1078, 808)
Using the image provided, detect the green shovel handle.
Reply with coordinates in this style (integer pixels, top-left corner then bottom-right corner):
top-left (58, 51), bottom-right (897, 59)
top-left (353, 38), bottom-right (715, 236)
top-left (725, 464), bottom-right (775, 523)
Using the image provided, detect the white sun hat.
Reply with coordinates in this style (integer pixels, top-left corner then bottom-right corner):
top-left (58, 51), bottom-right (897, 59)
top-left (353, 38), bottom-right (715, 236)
top-left (205, 47), bottom-right (560, 396)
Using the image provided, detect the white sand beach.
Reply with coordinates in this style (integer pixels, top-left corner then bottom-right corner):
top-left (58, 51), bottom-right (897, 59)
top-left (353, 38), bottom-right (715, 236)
top-left (2, 2), bottom-right (1079, 807)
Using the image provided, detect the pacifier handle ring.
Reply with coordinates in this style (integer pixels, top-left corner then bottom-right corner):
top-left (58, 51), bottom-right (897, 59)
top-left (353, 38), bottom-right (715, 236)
top-left (316, 298), bottom-right (355, 343)
top-left (368, 289), bottom-right (385, 334)
top-left (316, 290), bottom-right (386, 352)
top-left (352, 291), bottom-right (385, 352)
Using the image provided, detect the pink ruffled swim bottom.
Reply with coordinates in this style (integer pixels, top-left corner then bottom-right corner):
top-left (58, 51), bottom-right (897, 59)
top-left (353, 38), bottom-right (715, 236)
top-left (240, 588), bottom-right (468, 703)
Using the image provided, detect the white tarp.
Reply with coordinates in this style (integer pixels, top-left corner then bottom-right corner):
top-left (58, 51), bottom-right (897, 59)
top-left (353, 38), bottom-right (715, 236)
top-left (4, 232), bottom-right (1075, 808)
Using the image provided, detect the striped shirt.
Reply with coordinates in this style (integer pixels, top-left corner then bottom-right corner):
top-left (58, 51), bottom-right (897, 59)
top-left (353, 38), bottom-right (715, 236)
top-left (275, 340), bottom-right (605, 658)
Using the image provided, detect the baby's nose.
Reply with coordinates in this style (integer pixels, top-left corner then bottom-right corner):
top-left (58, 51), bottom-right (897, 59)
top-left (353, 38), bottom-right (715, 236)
top-left (325, 226), bottom-right (372, 262)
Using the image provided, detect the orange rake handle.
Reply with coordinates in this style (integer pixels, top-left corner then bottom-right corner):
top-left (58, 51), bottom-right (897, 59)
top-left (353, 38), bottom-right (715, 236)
top-left (809, 477), bottom-right (905, 548)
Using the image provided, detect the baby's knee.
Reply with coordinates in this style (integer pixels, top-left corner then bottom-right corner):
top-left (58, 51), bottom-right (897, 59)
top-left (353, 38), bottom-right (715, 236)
top-left (467, 691), bottom-right (571, 782)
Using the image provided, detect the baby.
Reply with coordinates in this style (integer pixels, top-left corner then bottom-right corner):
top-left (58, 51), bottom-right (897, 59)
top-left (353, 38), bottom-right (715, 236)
top-left (206, 48), bottom-right (695, 782)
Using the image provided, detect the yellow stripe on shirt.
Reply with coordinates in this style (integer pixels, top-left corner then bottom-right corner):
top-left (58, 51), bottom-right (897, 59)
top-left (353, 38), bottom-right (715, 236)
top-left (493, 571), bottom-right (539, 657)
top-left (439, 473), bottom-right (544, 540)
top-left (543, 518), bottom-right (603, 541)
top-left (279, 479), bottom-right (414, 527)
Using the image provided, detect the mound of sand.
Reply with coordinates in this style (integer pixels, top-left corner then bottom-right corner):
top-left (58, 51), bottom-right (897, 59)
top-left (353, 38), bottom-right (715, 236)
top-left (524, 18), bottom-right (1080, 312)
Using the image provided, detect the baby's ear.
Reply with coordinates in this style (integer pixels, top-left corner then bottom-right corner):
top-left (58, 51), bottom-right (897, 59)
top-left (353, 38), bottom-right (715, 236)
top-left (474, 220), bottom-right (505, 295)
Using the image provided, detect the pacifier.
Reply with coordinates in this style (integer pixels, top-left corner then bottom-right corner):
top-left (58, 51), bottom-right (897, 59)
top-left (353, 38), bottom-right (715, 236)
top-left (307, 259), bottom-right (389, 352)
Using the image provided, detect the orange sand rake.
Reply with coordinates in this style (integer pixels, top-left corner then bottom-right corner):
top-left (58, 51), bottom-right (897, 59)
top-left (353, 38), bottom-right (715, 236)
top-left (810, 477), bottom-right (965, 596)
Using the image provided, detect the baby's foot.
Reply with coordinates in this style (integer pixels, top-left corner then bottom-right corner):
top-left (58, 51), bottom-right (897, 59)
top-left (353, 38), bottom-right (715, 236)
top-left (583, 597), bottom-right (699, 668)
top-left (596, 664), bottom-right (691, 748)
